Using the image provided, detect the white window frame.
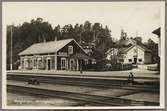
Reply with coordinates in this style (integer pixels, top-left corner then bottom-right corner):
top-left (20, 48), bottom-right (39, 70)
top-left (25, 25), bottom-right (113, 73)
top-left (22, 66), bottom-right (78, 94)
top-left (61, 58), bottom-right (66, 70)
top-left (68, 45), bottom-right (73, 54)
top-left (24, 58), bottom-right (29, 68)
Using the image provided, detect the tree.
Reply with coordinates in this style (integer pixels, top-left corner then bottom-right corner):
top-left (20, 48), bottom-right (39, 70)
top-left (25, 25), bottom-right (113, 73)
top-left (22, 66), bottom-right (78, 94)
top-left (53, 25), bottom-right (61, 40)
top-left (61, 24), bottom-right (75, 40)
top-left (144, 38), bottom-right (158, 63)
top-left (81, 21), bottom-right (93, 43)
top-left (6, 18), bottom-right (54, 70)
top-left (6, 19), bottom-right (114, 69)
top-left (92, 23), bottom-right (113, 59)
top-left (73, 24), bottom-right (83, 43)
top-left (84, 21), bottom-right (92, 31)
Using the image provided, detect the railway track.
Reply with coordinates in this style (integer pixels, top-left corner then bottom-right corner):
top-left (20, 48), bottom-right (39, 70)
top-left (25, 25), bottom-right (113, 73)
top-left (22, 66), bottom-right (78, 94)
top-left (7, 73), bottom-right (159, 92)
top-left (7, 84), bottom-right (159, 106)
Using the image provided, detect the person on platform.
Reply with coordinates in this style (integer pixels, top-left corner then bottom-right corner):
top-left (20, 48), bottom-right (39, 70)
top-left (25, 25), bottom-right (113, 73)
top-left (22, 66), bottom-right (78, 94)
top-left (128, 72), bottom-right (134, 84)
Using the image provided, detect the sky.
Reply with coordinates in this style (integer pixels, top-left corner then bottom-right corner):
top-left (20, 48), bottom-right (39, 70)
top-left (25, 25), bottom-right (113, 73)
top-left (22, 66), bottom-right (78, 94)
top-left (3, 2), bottom-right (165, 43)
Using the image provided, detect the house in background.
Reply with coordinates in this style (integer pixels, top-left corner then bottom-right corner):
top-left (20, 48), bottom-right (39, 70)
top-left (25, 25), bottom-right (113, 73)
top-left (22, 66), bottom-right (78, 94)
top-left (19, 39), bottom-right (91, 71)
top-left (105, 48), bottom-right (119, 63)
top-left (106, 30), bottom-right (152, 65)
top-left (152, 27), bottom-right (160, 57)
top-left (105, 43), bottom-right (152, 65)
top-left (82, 42), bottom-right (95, 56)
top-left (117, 44), bottom-right (152, 64)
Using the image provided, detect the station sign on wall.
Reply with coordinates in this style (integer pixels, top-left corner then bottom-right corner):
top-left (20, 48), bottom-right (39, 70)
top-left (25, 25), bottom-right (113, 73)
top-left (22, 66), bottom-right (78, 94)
top-left (58, 52), bottom-right (68, 56)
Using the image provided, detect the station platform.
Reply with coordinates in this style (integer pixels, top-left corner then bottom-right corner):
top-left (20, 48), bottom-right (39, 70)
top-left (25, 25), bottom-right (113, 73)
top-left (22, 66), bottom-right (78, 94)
top-left (7, 69), bottom-right (160, 78)
top-left (7, 69), bottom-right (160, 83)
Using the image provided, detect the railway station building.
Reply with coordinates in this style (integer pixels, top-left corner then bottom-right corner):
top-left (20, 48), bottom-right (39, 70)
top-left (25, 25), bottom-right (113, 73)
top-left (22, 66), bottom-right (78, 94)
top-left (19, 39), bottom-right (91, 70)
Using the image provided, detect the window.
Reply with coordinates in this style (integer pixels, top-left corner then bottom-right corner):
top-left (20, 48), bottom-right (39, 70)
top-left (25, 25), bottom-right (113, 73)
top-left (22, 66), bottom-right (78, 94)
top-left (129, 59), bottom-right (132, 62)
top-left (30, 59), bottom-right (33, 68)
top-left (119, 59), bottom-right (124, 62)
top-left (24, 59), bottom-right (28, 68)
top-left (34, 58), bottom-right (37, 67)
top-left (139, 59), bottom-right (142, 62)
top-left (68, 46), bottom-right (73, 54)
top-left (38, 59), bottom-right (42, 68)
top-left (61, 58), bottom-right (66, 70)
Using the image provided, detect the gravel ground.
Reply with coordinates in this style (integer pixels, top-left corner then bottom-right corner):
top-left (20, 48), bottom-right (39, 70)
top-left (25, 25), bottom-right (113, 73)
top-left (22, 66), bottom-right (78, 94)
top-left (120, 92), bottom-right (159, 103)
top-left (8, 80), bottom-right (106, 94)
top-left (7, 92), bottom-right (80, 106)
top-left (88, 89), bottom-right (137, 97)
top-left (7, 80), bottom-right (159, 106)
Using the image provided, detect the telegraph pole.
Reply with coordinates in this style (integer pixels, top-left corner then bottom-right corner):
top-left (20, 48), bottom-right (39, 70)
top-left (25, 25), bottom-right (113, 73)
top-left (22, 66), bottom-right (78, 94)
top-left (79, 31), bottom-right (83, 74)
top-left (10, 25), bottom-right (13, 70)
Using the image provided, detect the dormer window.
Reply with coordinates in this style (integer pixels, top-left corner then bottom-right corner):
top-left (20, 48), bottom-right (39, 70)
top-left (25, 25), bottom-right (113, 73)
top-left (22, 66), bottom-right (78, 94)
top-left (68, 45), bottom-right (73, 54)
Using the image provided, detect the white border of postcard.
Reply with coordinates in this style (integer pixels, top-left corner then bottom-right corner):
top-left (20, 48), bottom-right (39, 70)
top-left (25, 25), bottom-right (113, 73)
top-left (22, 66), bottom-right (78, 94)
top-left (2, 1), bottom-right (165, 109)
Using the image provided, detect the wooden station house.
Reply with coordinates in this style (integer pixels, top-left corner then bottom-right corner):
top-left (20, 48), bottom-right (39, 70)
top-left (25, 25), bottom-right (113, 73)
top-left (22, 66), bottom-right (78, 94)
top-left (19, 39), bottom-right (91, 71)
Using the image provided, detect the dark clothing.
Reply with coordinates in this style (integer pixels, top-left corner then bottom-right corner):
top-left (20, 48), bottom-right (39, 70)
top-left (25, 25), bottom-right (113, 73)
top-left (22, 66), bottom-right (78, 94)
top-left (128, 73), bottom-right (134, 84)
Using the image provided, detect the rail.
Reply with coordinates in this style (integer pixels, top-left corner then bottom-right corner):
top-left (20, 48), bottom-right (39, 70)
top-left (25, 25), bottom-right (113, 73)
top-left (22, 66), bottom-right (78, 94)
top-left (7, 74), bottom-right (159, 92)
top-left (7, 84), bottom-right (159, 106)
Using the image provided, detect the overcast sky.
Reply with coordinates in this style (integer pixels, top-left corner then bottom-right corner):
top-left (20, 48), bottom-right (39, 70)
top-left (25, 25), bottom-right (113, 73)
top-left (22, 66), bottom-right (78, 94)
top-left (3, 2), bottom-right (165, 43)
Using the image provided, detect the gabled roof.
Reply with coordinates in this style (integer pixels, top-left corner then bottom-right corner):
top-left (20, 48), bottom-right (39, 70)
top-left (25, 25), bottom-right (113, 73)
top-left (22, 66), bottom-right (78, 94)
top-left (105, 48), bottom-right (118, 54)
top-left (115, 38), bottom-right (151, 54)
top-left (19, 39), bottom-right (84, 56)
top-left (152, 27), bottom-right (160, 37)
top-left (116, 39), bottom-right (136, 46)
top-left (119, 44), bottom-right (151, 54)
